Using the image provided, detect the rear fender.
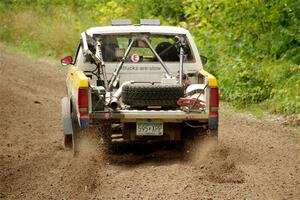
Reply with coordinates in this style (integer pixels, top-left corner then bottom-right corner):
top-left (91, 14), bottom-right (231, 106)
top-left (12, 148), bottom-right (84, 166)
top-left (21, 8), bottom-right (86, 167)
top-left (66, 67), bottom-right (89, 129)
top-left (199, 70), bottom-right (219, 131)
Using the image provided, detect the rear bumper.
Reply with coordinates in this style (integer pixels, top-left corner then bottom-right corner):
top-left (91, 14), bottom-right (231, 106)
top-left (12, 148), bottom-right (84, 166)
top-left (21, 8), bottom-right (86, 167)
top-left (90, 109), bottom-right (209, 122)
top-left (89, 109), bottom-right (210, 142)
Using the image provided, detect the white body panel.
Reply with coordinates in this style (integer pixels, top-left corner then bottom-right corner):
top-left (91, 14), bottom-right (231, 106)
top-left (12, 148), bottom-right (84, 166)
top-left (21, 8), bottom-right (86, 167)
top-left (74, 25), bottom-right (204, 86)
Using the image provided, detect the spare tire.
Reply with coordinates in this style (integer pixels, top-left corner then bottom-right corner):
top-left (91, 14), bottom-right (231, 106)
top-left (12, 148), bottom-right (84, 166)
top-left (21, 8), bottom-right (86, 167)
top-left (122, 84), bottom-right (184, 107)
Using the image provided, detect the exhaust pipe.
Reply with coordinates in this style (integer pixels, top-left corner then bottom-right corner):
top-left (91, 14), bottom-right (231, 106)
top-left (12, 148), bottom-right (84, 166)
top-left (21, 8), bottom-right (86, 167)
top-left (109, 81), bottom-right (133, 109)
top-left (110, 98), bottom-right (119, 110)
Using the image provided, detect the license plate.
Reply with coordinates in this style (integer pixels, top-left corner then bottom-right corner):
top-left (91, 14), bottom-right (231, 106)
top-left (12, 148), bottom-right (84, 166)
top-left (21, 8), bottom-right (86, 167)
top-left (136, 121), bottom-right (163, 136)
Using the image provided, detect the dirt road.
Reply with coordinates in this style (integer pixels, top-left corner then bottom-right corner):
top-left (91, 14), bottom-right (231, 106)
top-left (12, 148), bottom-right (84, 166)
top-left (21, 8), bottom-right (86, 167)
top-left (0, 49), bottom-right (299, 200)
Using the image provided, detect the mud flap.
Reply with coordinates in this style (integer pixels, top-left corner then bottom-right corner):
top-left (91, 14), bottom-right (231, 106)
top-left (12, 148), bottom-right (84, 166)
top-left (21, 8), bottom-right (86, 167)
top-left (208, 116), bottom-right (218, 136)
top-left (208, 116), bottom-right (218, 130)
top-left (61, 97), bottom-right (74, 148)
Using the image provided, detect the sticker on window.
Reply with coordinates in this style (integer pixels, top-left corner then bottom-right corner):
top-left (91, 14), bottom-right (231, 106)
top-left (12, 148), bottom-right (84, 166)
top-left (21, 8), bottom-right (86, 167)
top-left (131, 54), bottom-right (140, 63)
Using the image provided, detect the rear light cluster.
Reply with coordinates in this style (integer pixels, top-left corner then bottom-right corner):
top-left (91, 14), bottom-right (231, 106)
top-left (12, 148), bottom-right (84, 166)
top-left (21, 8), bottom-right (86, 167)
top-left (209, 87), bottom-right (219, 117)
top-left (78, 87), bottom-right (89, 114)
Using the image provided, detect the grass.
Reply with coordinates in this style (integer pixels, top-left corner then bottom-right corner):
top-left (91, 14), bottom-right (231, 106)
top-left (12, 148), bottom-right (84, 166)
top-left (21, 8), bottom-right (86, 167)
top-left (243, 104), bottom-right (265, 119)
top-left (0, 7), bottom-right (84, 61)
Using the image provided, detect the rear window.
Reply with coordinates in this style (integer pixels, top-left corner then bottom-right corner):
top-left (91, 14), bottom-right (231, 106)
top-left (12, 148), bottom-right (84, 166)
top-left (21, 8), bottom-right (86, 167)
top-left (98, 34), bottom-right (194, 63)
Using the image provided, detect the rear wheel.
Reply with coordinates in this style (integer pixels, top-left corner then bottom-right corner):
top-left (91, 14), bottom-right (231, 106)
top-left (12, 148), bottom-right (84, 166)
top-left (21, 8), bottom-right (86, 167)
top-left (100, 123), bottom-right (113, 152)
top-left (62, 118), bottom-right (80, 156)
top-left (208, 129), bottom-right (218, 137)
top-left (70, 105), bottom-right (81, 157)
top-left (206, 129), bottom-right (218, 144)
top-left (182, 122), bottom-right (218, 144)
top-left (64, 134), bottom-right (73, 149)
top-left (71, 119), bottom-right (81, 156)
top-left (208, 116), bottom-right (219, 138)
top-left (100, 123), bottom-right (126, 154)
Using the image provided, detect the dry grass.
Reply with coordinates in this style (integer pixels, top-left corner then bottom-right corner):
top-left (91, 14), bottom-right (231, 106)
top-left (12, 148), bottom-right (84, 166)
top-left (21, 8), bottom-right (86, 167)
top-left (0, 8), bottom-right (81, 58)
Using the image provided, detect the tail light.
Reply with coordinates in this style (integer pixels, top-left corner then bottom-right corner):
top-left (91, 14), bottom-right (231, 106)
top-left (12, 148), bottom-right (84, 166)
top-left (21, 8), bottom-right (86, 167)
top-left (209, 87), bottom-right (219, 117)
top-left (78, 87), bottom-right (89, 114)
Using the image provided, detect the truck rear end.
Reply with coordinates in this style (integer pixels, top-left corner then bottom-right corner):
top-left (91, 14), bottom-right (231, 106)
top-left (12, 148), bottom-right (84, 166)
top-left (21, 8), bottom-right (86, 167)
top-left (61, 20), bottom-right (219, 153)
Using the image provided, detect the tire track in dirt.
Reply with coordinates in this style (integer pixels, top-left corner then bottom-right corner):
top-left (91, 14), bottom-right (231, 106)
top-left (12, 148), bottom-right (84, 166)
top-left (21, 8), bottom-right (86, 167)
top-left (0, 49), bottom-right (299, 199)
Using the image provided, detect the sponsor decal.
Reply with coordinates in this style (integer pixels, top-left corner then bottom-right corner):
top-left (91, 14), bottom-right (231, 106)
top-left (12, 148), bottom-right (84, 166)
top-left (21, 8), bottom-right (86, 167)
top-left (131, 54), bottom-right (140, 63)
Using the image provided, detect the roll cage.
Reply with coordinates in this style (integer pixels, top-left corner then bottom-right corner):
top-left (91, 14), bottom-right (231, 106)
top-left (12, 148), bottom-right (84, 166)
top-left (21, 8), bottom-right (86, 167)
top-left (80, 32), bottom-right (187, 91)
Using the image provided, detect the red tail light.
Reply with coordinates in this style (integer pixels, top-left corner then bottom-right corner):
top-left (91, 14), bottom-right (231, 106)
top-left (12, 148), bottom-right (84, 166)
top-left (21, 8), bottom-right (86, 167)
top-left (78, 87), bottom-right (89, 114)
top-left (209, 87), bottom-right (219, 116)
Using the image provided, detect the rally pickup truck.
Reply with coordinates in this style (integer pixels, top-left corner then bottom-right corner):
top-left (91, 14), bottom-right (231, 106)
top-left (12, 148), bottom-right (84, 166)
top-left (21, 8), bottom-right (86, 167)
top-left (61, 19), bottom-right (219, 153)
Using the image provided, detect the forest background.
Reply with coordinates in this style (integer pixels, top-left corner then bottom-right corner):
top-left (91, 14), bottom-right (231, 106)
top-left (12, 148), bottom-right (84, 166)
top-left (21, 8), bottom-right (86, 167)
top-left (0, 0), bottom-right (299, 115)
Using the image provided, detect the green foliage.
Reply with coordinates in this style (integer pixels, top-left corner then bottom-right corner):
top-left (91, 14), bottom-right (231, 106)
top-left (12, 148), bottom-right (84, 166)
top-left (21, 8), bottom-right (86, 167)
top-left (265, 61), bottom-right (300, 113)
top-left (84, 0), bottom-right (185, 25)
top-left (182, 0), bottom-right (299, 113)
top-left (219, 60), bottom-right (272, 106)
top-left (0, 0), bottom-right (299, 114)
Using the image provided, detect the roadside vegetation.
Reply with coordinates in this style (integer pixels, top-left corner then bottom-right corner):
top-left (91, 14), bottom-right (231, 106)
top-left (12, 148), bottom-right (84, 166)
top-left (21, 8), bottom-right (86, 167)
top-left (0, 0), bottom-right (299, 116)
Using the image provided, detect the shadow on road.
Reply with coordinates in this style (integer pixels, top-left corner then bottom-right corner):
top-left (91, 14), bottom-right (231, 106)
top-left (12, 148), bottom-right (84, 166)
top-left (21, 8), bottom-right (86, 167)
top-left (104, 142), bottom-right (189, 166)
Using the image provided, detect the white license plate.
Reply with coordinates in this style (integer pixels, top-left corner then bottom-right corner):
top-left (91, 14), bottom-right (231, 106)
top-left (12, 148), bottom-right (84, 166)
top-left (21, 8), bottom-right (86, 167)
top-left (136, 121), bottom-right (163, 136)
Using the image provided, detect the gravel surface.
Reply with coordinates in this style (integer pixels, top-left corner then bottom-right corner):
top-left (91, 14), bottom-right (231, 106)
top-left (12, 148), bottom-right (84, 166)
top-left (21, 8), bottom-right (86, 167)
top-left (0, 49), bottom-right (299, 200)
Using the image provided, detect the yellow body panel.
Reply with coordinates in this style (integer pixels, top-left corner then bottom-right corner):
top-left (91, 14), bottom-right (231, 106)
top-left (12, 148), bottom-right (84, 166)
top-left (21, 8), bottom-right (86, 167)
top-left (199, 70), bottom-right (218, 87)
top-left (68, 66), bottom-right (89, 89)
